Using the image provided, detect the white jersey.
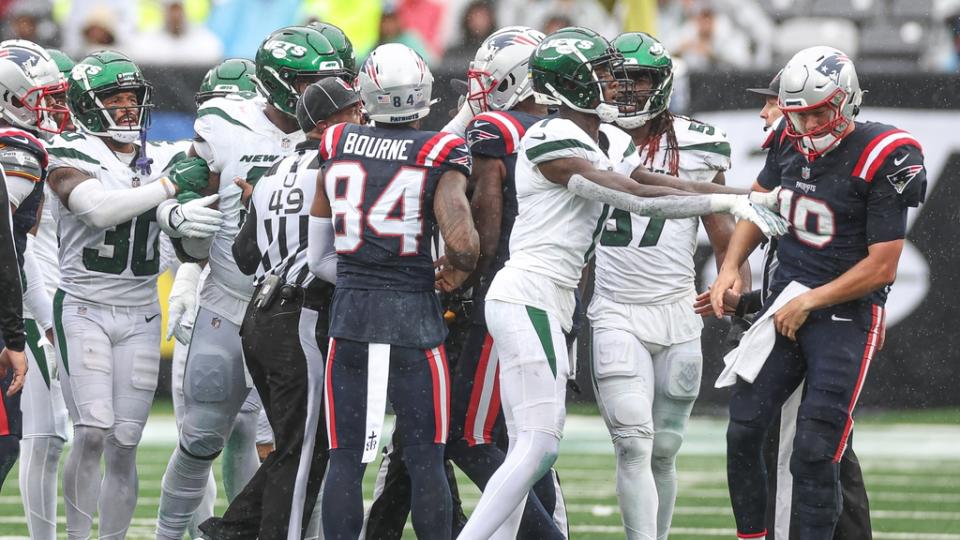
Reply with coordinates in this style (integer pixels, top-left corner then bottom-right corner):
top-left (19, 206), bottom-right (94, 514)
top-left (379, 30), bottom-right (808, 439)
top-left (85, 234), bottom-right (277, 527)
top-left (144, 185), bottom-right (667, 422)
top-left (192, 95), bottom-right (304, 314)
top-left (31, 184), bottom-right (60, 298)
top-left (594, 118), bottom-right (731, 306)
top-left (486, 117), bottom-right (618, 330)
top-left (47, 132), bottom-right (187, 306)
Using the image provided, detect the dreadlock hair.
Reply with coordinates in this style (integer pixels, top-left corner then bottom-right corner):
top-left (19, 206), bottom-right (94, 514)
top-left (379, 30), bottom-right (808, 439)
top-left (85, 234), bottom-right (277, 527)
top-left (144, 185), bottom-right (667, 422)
top-left (638, 109), bottom-right (680, 177)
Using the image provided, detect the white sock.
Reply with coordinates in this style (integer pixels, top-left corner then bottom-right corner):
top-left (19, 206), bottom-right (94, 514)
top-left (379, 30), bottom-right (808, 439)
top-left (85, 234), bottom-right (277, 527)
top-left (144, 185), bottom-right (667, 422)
top-left (156, 446), bottom-right (215, 540)
top-left (99, 434), bottom-right (139, 540)
top-left (64, 426), bottom-right (106, 540)
top-left (19, 436), bottom-right (64, 540)
top-left (458, 430), bottom-right (560, 540)
top-left (222, 407), bottom-right (260, 501)
top-left (613, 436), bottom-right (657, 540)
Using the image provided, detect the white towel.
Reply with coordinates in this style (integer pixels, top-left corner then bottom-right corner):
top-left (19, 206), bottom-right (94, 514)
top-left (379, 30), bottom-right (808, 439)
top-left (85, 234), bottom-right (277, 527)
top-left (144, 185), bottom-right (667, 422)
top-left (715, 281), bottom-right (810, 388)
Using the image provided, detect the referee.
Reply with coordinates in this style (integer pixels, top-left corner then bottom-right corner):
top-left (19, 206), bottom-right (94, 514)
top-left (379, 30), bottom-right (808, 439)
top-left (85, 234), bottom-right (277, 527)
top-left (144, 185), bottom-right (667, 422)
top-left (198, 77), bottom-right (362, 540)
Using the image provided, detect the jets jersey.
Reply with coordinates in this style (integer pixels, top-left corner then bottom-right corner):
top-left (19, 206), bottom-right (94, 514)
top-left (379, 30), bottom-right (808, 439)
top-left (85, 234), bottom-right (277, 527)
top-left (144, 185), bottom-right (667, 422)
top-left (47, 132), bottom-right (187, 306)
top-left (193, 94), bottom-right (304, 311)
top-left (594, 117), bottom-right (731, 305)
top-left (486, 117), bottom-right (615, 330)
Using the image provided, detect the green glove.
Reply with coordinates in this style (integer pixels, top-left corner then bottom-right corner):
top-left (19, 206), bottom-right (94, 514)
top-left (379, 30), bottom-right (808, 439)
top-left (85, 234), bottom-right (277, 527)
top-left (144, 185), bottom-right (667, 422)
top-left (169, 156), bottom-right (210, 194)
top-left (177, 190), bottom-right (203, 204)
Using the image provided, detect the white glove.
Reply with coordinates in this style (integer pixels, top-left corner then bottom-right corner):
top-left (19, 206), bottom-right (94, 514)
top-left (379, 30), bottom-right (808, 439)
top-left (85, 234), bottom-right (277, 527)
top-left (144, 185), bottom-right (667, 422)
top-left (748, 186), bottom-right (781, 210)
top-left (729, 195), bottom-right (790, 237)
top-left (167, 263), bottom-right (202, 344)
top-left (159, 195), bottom-right (224, 239)
top-left (37, 332), bottom-right (57, 381)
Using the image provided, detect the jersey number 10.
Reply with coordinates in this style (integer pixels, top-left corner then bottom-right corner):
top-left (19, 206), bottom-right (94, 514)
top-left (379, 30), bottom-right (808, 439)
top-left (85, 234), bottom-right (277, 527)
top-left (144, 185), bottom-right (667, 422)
top-left (325, 162), bottom-right (426, 255)
top-left (778, 190), bottom-right (835, 248)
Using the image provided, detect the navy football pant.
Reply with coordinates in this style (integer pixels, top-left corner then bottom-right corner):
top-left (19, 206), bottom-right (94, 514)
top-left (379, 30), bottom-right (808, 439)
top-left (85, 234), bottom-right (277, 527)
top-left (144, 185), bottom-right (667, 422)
top-left (727, 301), bottom-right (883, 540)
top-left (322, 338), bottom-right (451, 540)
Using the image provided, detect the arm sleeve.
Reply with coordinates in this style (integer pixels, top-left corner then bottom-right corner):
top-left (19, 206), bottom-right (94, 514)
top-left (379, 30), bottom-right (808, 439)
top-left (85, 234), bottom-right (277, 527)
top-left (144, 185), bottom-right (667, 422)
top-left (67, 177), bottom-right (175, 229)
top-left (0, 170), bottom-right (25, 352)
top-left (307, 216), bottom-right (338, 285)
top-left (22, 239), bottom-right (52, 331)
top-left (865, 146), bottom-right (925, 245)
top-left (232, 204), bottom-right (261, 276)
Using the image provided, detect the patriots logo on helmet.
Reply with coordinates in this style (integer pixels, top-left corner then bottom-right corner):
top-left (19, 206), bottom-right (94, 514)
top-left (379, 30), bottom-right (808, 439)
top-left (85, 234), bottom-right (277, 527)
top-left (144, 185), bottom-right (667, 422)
top-left (886, 164), bottom-right (923, 194)
top-left (815, 53), bottom-right (850, 83)
top-left (487, 31), bottom-right (541, 53)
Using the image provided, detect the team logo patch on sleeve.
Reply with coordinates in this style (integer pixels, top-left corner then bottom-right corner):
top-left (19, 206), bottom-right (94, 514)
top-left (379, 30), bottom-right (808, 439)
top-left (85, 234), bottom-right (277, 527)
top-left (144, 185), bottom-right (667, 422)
top-left (886, 164), bottom-right (923, 194)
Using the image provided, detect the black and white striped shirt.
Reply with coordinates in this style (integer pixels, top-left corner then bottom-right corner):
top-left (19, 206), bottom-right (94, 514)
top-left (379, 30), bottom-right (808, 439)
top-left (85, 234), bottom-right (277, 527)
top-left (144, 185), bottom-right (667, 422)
top-left (234, 141), bottom-right (324, 288)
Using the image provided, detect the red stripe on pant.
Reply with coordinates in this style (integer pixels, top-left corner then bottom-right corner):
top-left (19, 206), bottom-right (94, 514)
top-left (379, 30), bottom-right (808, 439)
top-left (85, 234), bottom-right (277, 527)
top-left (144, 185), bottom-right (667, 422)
top-left (426, 347), bottom-right (450, 444)
top-left (738, 531), bottom-right (768, 539)
top-left (0, 391), bottom-right (8, 436)
top-left (464, 333), bottom-right (498, 446)
top-left (325, 338), bottom-right (338, 449)
top-left (833, 305), bottom-right (883, 463)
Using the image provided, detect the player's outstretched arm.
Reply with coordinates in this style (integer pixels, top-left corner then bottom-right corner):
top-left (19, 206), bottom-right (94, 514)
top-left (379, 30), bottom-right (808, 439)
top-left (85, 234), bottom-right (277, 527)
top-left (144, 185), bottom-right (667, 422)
top-left (538, 157), bottom-right (789, 236)
top-left (435, 170), bottom-right (480, 273)
top-left (469, 155), bottom-right (507, 275)
top-left (48, 166), bottom-right (179, 229)
top-left (630, 166), bottom-right (748, 195)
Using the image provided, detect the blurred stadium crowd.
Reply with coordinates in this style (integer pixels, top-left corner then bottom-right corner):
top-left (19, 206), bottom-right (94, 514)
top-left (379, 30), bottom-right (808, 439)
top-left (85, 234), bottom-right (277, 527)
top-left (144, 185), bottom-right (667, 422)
top-left (4, 0), bottom-right (960, 75)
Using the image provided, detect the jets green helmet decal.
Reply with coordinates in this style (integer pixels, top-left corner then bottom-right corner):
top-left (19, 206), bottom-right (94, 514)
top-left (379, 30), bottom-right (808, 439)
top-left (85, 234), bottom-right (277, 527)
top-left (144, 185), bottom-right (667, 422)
top-left (308, 21), bottom-right (357, 78)
top-left (66, 50), bottom-right (153, 144)
top-left (196, 58), bottom-right (257, 106)
top-left (612, 32), bottom-right (673, 129)
top-left (254, 25), bottom-right (345, 117)
top-left (530, 26), bottom-right (626, 122)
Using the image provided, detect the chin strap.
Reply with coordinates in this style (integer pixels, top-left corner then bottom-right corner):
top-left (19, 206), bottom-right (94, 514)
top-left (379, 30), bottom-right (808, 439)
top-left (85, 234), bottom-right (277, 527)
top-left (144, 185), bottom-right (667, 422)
top-left (135, 129), bottom-right (153, 175)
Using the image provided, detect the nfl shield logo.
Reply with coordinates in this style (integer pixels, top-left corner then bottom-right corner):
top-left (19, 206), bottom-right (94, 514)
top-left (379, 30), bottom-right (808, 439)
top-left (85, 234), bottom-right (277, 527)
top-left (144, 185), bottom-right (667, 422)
top-left (801, 166), bottom-right (811, 180)
top-left (131, 177), bottom-right (141, 187)
top-left (211, 317), bottom-right (221, 329)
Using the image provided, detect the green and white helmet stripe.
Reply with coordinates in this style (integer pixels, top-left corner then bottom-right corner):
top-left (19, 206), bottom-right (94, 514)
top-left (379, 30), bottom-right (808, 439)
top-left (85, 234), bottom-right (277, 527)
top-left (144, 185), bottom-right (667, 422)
top-left (612, 32), bottom-right (673, 130)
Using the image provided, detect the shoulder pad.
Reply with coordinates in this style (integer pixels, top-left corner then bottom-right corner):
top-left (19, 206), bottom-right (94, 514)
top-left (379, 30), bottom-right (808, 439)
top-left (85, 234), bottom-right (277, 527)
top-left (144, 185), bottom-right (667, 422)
top-left (0, 147), bottom-right (43, 183)
top-left (675, 117), bottom-right (731, 172)
top-left (46, 131), bottom-right (101, 174)
top-left (0, 129), bottom-right (47, 169)
top-left (415, 132), bottom-right (471, 175)
top-left (467, 112), bottom-right (527, 157)
top-left (196, 96), bottom-right (257, 134)
top-left (852, 128), bottom-right (923, 183)
top-left (523, 118), bottom-right (599, 165)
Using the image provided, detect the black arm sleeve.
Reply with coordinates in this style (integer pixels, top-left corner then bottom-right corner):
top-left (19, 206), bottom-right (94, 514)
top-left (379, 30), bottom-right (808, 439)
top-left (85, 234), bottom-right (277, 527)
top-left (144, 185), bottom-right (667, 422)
top-left (232, 204), bottom-right (260, 276)
top-left (736, 290), bottom-right (764, 317)
top-left (0, 170), bottom-right (25, 352)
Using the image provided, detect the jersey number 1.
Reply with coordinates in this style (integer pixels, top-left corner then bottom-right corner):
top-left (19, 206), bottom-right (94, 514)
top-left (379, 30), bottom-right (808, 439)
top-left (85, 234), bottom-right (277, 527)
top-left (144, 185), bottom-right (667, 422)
top-left (325, 162), bottom-right (426, 255)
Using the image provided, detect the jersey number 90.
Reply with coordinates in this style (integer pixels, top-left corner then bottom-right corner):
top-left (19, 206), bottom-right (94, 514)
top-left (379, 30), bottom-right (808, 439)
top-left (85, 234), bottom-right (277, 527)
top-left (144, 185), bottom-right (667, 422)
top-left (325, 162), bottom-right (426, 255)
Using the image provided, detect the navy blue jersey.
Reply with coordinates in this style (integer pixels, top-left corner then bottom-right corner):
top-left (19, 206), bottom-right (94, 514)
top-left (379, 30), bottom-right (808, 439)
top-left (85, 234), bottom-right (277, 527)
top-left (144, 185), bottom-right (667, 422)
top-left (0, 129), bottom-right (48, 264)
top-left (320, 122), bottom-right (472, 348)
top-left (464, 110), bottom-right (542, 321)
top-left (758, 121), bottom-right (926, 305)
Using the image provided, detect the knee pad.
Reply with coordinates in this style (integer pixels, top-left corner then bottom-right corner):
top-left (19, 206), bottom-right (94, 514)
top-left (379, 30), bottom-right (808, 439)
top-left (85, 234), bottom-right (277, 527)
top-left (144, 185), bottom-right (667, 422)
top-left (652, 429), bottom-right (683, 463)
top-left (179, 425), bottom-right (227, 460)
top-left (612, 435), bottom-right (653, 468)
top-left (111, 421), bottom-right (144, 448)
top-left (74, 425), bottom-right (107, 450)
top-left (187, 353), bottom-right (232, 403)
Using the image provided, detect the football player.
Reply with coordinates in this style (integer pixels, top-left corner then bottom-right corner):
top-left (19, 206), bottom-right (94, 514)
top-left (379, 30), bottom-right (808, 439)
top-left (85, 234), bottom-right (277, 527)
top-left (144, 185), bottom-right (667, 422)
top-left (711, 46), bottom-right (925, 540)
top-left (154, 26), bottom-right (348, 540)
top-left (310, 43), bottom-right (479, 540)
top-left (588, 32), bottom-right (753, 540)
top-left (0, 39), bottom-right (66, 498)
top-left (3, 42), bottom-right (72, 540)
top-left (456, 27), bottom-right (786, 539)
top-left (46, 50), bottom-right (217, 540)
top-left (163, 56), bottom-right (260, 540)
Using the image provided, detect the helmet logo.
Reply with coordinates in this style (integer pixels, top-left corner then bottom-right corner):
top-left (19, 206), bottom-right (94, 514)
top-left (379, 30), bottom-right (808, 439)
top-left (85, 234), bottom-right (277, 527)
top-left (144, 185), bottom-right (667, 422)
top-left (71, 64), bottom-right (102, 81)
top-left (264, 40), bottom-right (307, 59)
top-left (814, 53), bottom-right (850, 84)
top-left (543, 38), bottom-right (594, 55)
top-left (649, 43), bottom-right (665, 57)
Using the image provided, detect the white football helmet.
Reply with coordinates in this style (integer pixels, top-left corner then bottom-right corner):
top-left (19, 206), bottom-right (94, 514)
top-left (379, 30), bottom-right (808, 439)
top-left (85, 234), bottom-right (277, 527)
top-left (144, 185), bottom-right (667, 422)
top-left (0, 39), bottom-right (67, 134)
top-left (778, 46), bottom-right (863, 158)
top-left (466, 25), bottom-right (544, 115)
top-left (356, 43), bottom-right (434, 124)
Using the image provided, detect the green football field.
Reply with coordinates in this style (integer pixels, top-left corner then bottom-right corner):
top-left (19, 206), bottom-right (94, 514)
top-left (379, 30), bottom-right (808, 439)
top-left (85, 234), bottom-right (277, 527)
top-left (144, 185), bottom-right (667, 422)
top-left (0, 406), bottom-right (958, 539)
